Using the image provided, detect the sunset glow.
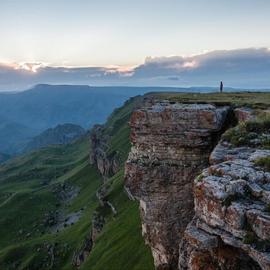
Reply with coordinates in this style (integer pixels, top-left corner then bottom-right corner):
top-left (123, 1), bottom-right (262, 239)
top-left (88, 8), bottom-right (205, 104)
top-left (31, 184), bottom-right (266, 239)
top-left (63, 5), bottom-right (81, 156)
top-left (14, 63), bottom-right (44, 73)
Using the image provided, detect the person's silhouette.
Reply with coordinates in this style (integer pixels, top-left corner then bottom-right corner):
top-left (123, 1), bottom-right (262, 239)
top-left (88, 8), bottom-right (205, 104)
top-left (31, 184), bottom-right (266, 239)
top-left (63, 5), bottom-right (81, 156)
top-left (220, 81), bottom-right (223, 93)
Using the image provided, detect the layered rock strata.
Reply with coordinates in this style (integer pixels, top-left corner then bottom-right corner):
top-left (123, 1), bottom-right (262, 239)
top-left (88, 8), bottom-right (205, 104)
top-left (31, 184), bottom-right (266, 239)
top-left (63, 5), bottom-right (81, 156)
top-left (179, 142), bottom-right (270, 270)
top-left (125, 102), bottom-right (229, 269)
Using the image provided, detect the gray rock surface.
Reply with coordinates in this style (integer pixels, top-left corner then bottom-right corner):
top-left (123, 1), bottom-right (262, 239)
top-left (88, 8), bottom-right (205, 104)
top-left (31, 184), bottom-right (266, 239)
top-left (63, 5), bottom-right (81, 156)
top-left (180, 141), bottom-right (270, 270)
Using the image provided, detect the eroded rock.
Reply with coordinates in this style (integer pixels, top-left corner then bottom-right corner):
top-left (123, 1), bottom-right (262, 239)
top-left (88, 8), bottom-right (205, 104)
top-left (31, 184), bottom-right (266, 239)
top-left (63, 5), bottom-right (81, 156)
top-left (125, 101), bottom-right (229, 269)
top-left (90, 125), bottom-right (120, 177)
top-left (182, 141), bottom-right (270, 270)
top-left (234, 107), bottom-right (255, 122)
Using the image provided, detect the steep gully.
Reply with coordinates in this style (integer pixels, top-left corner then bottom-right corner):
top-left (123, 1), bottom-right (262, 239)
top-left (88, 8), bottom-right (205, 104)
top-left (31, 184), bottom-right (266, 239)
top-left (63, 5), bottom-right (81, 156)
top-left (124, 100), bottom-right (270, 269)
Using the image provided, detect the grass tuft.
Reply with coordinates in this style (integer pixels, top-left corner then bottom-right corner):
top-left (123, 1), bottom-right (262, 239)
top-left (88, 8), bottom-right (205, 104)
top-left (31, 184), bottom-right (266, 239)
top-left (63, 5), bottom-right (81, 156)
top-left (255, 157), bottom-right (270, 172)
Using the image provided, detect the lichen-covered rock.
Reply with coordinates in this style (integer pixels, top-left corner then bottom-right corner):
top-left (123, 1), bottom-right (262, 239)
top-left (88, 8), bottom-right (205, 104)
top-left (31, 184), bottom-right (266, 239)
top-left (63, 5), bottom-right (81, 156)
top-left (181, 141), bottom-right (270, 270)
top-left (125, 101), bottom-right (229, 269)
top-left (234, 107), bottom-right (255, 122)
top-left (179, 220), bottom-right (262, 270)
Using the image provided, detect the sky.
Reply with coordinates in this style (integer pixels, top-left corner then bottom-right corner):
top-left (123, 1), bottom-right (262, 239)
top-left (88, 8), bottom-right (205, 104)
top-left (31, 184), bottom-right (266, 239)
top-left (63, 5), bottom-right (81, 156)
top-left (0, 0), bottom-right (270, 90)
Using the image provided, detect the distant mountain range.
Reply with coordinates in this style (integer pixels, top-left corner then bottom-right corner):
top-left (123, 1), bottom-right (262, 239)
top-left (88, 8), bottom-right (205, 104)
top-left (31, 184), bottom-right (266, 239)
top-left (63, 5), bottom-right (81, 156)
top-left (0, 153), bottom-right (10, 163)
top-left (0, 116), bottom-right (37, 154)
top-left (0, 83), bottom-right (266, 157)
top-left (24, 123), bottom-right (86, 152)
top-left (0, 84), bottom-right (186, 156)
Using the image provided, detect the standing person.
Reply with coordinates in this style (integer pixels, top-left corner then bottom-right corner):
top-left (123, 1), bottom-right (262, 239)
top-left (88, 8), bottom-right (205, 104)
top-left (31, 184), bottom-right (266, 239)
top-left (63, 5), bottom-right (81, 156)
top-left (220, 81), bottom-right (223, 93)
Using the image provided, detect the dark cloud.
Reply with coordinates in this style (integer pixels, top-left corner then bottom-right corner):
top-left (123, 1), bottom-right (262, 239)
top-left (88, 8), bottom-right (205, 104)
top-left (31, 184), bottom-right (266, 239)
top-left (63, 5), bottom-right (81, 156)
top-left (1, 48), bottom-right (270, 91)
top-left (132, 48), bottom-right (270, 88)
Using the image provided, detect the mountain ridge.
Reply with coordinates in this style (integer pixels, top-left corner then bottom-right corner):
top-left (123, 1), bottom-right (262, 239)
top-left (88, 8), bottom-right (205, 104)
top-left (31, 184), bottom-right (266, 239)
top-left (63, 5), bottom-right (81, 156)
top-left (24, 123), bottom-right (86, 153)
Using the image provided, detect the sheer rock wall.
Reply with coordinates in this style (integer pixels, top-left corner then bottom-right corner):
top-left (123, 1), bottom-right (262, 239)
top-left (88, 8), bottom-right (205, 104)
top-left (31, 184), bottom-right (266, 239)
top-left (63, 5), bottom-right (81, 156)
top-left (125, 102), bottom-right (229, 269)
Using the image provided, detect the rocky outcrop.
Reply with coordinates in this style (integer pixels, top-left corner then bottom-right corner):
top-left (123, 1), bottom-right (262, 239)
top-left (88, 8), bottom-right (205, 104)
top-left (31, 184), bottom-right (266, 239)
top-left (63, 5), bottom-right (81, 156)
top-left (125, 101), bottom-right (230, 269)
top-left (90, 125), bottom-right (120, 177)
top-left (234, 107), bottom-right (255, 122)
top-left (180, 141), bottom-right (270, 270)
top-left (73, 124), bottom-right (120, 268)
top-left (72, 212), bottom-right (105, 268)
top-left (96, 184), bottom-right (117, 215)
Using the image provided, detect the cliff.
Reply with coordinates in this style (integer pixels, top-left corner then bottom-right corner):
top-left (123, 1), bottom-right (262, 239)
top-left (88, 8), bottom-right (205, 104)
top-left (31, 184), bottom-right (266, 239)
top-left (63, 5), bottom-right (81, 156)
top-left (89, 124), bottom-right (120, 177)
top-left (125, 101), bottom-right (230, 269)
top-left (125, 100), bottom-right (270, 270)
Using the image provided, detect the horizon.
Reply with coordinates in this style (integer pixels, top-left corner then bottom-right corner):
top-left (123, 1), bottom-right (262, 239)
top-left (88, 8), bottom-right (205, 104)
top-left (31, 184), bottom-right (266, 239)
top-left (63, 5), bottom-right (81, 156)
top-left (1, 47), bottom-right (270, 91)
top-left (2, 83), bottom-right (270, 96)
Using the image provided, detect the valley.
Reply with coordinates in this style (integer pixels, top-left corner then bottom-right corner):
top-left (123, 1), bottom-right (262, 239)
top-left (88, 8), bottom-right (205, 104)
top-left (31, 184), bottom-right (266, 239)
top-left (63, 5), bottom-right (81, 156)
top-left (0, 96), bottom-right (153, 270)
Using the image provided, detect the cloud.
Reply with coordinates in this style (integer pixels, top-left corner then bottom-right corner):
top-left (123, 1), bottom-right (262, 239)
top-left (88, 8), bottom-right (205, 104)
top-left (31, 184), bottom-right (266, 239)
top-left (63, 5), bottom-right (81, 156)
top-left (134, 48), bottom-right (270, 76)
top-left (0, 64), bottom-right (125, 91)
top-left (1, 48), bottom-right (270, 91)
top-left (131, 48), bottom-right (270, 87)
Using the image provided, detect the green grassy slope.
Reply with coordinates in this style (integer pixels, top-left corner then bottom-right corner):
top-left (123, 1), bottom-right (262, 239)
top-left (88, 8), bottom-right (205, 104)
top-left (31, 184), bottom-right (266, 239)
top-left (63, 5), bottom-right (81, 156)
top-left (82, 171), bottom-right (153, 270)
top-left (82, 96), bottom-right (154, 270)
top-left (0, 95), bottom-right (154, 270)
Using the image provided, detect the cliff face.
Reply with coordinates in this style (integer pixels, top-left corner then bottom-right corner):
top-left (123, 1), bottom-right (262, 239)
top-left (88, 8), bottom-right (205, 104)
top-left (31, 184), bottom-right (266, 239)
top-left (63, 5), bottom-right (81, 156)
top-left (125, 100), bottom-right (270, 270)
top-left (125, 101), bottom-right (230, 269)
top-left (72, 124), bottom-right (121, 267)
top-left (89, 125), bottom-right (120, 177)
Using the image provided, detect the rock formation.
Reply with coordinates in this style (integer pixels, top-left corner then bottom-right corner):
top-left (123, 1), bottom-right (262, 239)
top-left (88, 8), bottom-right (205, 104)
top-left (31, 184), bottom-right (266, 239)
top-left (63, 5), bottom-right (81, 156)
top-left (74, 123), bottom-right (120, 267)
top-left (90, 125), bottom-right (120, 177)
top-left (179, 141), bottom-right (270, 270)
top-left (125, 99), bottom-right (270, 269)
top-left (72, 212), bottom-right (105, 268)
top-left (234, 107), bottom-right (255, 122)
top-left (125, 101), bottom-right (230, 269)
